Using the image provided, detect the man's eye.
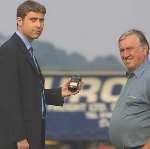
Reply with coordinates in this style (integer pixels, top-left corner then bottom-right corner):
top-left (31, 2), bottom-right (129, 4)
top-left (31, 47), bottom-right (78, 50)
top-left (119, 49), bottom-right (124, 52)
top-left (40, 19), bottom-right (44, 23)
top-left (31, 18), bottom-right (37, 22)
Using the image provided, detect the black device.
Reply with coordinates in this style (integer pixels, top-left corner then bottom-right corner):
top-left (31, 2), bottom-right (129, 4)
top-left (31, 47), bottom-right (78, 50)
top-left (68, 75), bottom-right (82, 92)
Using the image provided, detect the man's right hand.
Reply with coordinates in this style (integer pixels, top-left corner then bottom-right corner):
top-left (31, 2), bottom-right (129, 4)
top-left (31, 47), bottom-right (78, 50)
top-left (17, 139), bottom-right (29, 149)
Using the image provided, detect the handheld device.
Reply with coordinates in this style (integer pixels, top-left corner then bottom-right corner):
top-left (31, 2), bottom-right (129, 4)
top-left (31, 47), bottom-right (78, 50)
top-left (68, 75), bottom-right (82, 92)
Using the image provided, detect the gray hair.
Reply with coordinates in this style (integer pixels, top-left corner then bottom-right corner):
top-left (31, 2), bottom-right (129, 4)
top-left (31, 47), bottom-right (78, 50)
top-left (118, 29), bottom-right (149, 51)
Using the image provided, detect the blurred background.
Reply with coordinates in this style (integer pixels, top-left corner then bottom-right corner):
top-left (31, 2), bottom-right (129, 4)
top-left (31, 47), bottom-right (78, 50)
top-left (0, 0), bottom-right (150, 148)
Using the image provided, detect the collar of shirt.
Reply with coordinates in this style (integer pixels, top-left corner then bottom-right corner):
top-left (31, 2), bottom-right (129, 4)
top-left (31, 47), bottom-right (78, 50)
top-left (16, 31), bottom-right (32, 50)
top-left (126, 59), bottom-right (150, 78)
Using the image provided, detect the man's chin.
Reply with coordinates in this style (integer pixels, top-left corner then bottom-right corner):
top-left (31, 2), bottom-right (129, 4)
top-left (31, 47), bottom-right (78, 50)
top-left (34, 36), bottom-right (39, 39)
top-left (126, 65), bottom-right (135, 72)
top-left (31, 35), bottom-right (40, 40)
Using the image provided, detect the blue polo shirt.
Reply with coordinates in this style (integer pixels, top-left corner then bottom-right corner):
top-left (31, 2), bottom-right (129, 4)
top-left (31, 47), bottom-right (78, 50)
top-left (109, 59), bottom-right (150, 149)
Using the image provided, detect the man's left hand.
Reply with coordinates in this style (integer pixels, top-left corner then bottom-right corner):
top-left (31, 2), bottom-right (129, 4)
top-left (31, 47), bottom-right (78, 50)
top-left (61, 81), bottom-right (82, 97)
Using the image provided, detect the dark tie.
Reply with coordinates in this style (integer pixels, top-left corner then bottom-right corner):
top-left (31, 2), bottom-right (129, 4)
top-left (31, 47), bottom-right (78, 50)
top-left (29, 47), bottom-right (40, 73)
top-left (28, 47), bottom-right (46, 118)
top-left (126, 72), bottom-right (135, 78)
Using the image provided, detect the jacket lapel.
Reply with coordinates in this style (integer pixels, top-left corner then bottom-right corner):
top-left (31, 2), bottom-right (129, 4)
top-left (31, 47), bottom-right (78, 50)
top-left (12, 33), bottom-right (44, 82)
top-left (25, 51), bottom-right (40, 75)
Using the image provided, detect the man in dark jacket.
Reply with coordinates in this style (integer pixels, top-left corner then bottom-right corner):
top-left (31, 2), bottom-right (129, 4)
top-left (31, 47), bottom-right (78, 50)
top-left (0, 1), bottom-right (80, 149)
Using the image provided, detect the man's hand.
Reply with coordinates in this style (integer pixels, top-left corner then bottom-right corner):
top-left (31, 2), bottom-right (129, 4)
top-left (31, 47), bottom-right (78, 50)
top-left (61, 81), bottom-right (82, 97)
top-left (142, 138), bottom-right (150, 149)
top-left (17, 139), bottom-right (29, 149)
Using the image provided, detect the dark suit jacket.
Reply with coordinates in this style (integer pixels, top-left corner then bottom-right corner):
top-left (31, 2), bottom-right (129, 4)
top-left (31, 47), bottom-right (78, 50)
top-left (0, 33), bottom-right (64, 149)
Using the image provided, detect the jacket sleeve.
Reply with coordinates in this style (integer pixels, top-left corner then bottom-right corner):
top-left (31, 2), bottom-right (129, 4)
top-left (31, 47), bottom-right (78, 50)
top-left (0, 46), bottom-right (26, 142)
top-left (44, 88), bottom-right (64, 106)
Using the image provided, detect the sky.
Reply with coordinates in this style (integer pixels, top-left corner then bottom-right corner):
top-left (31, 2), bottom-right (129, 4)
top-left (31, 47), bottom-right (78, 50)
top-left (0, 0), bottom-right (150, 61)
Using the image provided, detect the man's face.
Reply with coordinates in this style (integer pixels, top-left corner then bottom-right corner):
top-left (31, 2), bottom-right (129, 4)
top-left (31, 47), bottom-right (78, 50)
top-left (119, 34), bottom-right (147, 72)
top-left (17, 11), bottom-right (45, 41)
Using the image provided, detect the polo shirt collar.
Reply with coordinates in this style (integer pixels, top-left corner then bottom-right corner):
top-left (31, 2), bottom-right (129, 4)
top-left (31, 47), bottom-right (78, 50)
top-left (126, 59), bottom-right (150, 78)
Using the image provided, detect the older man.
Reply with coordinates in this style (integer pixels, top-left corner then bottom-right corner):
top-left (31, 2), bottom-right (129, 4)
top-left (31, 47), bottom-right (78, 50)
top-left (109, 29), bottom-right (150, 149)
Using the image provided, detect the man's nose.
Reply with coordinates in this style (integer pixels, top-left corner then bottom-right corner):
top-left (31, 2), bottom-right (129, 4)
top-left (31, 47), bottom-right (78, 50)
top-left (36, 20), bottom-right (42, 28)
top-left (123, 49), bottom-right (130, 58)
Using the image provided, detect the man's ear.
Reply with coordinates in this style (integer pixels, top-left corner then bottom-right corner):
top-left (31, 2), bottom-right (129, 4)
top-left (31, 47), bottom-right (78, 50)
top-left (17, 17), bottom-right (23, 27)
top-left (143, 45), bottom-right (149, 56)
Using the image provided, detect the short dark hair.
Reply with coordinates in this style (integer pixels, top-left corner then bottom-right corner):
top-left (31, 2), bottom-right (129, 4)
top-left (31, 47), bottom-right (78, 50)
top-left (119, 29), bottom-right (149, 51)
top-left (17, 0), bottom-right (46, 19)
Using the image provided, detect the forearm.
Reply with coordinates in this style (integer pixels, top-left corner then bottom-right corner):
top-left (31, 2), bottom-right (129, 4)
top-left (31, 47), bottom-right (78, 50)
top-left (44, 88), bottom-right (64, 106)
